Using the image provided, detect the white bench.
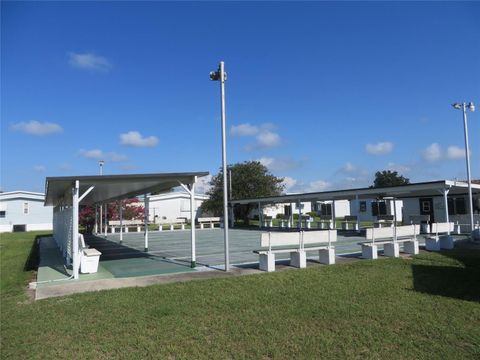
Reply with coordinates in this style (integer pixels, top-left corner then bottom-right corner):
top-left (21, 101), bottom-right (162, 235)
top-left (358, 225), bottom-right (419, 260)
top-left (341, 215), bottom-right (359, 231)
top-left (108, 220), bottom-right (144, 233)
top-left (374, 215), bottom-right (394, 228)
top-left (198, 217), bottom-right (222, 229)
top-left (425, 222), bottom-right (455, 251)
top-left (157, 218), bottom-right (186, 231)
top-left (317, 216), bottom-right (333, 229)
top-left (254, 230), bottom-right (337, 272)
top-left (78, 234), bottom-right (102, 274)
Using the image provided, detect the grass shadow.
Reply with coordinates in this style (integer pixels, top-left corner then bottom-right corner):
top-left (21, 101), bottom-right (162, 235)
top-left (411, 249), bottom-right (480, 303)
top-left (23, 234), bottom-right (47, 271)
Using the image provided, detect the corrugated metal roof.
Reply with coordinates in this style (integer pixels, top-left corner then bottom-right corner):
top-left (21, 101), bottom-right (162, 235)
top-left (44, 172), bottom-right (209, 206)
top-left (230, 180), bottom-right (480, 205)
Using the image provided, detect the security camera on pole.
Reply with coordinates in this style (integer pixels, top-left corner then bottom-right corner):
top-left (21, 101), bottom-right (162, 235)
top-left (210, 61), bottom-right (230, 271)
top-left (452, 102), bottom-right (475, 234)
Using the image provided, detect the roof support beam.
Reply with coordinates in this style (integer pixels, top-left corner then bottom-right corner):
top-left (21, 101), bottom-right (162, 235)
top-left (79, 186), bottom-right (95, 203)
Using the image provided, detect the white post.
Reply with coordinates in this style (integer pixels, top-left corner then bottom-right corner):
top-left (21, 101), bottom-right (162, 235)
top-left (297, 200), bottom-right (302, 229)
top-left (443, 187), bottom-right (451, 235)
top-left (215, 61), bottom-right (230, 271)
top-left (258, 202), bottom-right (262, 229)
top-left (144, 194), bottom-right (149, 252)
top-left (461, 103), bottom-right (475, 232)
top-left (94, 206), bottom-right (98, 234)
top-left (393, 198), bottom-right (397, 242)
top-left (190, 181), bottom-right (196, 268)
top-left (72, 180), bottom-right (80, 280)
top-left (332, 200), bottom-right (336, 230)
top-left (104, 204), bottom-right (108, 237)
top-left (100, 204), bottom-right (103, 235)
top-left (119, 201), bottom-right (123, 244)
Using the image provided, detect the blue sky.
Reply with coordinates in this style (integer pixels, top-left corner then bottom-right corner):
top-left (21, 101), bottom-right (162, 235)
top-left (2, 1), bottom-right (479, 194)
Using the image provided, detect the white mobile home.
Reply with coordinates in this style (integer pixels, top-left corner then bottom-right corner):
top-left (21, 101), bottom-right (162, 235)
top-left (0, 191), bottom-right (53, 232)
top-left (147, 191), bottom-right (209, 223)
top-left (350, 198), bottom-right (403, 223)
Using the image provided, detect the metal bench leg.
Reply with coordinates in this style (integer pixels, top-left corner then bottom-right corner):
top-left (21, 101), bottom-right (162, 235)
top-left (290, 251), bottom-right (306, 268)
top-left (319, 248), bottom-right (335, 265)
top-left (259, 253), bottom-right (275, 272)
top-left (403, 240), bottom-right (419, 255)
top-left (384, 243), bottom-right (400, 257)
top-left (362, 244), bottom-right (378, 260)
top-left (425, 237), bottom-right (441, 251)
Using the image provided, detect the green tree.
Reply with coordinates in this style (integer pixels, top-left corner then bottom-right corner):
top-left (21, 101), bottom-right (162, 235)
top-left (372, 170), bottom-right (410, 188)
top-left (201, 161), bottom-right (285, 223)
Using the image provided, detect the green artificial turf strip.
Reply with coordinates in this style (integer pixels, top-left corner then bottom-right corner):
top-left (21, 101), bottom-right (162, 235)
top-left (1, 231), bottom-right (479, 359)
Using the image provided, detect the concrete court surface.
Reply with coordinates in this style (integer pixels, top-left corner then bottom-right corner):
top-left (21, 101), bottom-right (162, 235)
top-left (35, 228), bottom-right (466, 299)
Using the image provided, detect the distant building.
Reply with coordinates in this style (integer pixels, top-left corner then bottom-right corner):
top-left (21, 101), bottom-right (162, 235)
top-left (0, 191), bottom-right (53, 232)
top-left (146, 191), bottom-right (209, 223)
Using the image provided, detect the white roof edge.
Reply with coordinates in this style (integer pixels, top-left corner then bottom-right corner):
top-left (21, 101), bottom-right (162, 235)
top-left (0, 190), bottom-right (45, 197)
top-left (148, 191), bottom-right (209, 200)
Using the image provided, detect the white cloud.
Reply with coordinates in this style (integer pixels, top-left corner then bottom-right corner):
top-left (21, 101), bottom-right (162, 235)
top-left (68, 52), bottom-right (111, 71)
top-left (366, 142), bottom-right (394, 155)
top-left (256, 131), bottom-right (281, 148)
top-left (422, 143), bottom-right (442, 162)
top-left (120, 131), bottom-right (159, 147)
top-left (33, 165), bottom-right (46, 172)
top-left (281, 176), bottom-right (298, 193)
top-left (79, 149), bottom-right (128, 162)
top-left (257, 157), bottom-right (302, 171)
top-left (11, 120), bottom-right (62, 136)
top-left (446, 146), bottom-right (464, 160)
top-left (195, 175), bottom-right (212, 194)
top-left (232, 122), bottom-right (282, 151)
top-left (305, 180), bottom-right (330, 192)
top-left (231, 123), bottom-right (259, 137)
top-left (386, 162), bottom-right (411, 173)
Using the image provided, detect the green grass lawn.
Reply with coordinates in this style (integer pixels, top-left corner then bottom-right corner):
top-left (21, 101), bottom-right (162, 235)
top-left (1, 231), bottom-right (480, 359)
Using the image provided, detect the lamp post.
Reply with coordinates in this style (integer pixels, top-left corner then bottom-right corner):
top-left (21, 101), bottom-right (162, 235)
top-left (99, 160), bottom-right (105, 235)
top-left (210, 61), bottom-right (229, 271)
top-left (452, 102), bottom-right (475, 232)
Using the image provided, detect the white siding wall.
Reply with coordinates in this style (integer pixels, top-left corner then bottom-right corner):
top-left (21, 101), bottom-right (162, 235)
top-left (148, 194), bottom-right (206, 222)
top-left (350, 199), bottom-right (403, 222)
top-left (0, 196), bottom-right (53, 232)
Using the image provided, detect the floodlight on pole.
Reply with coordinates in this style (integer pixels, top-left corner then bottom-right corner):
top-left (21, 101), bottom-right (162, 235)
top-left (210, 61), bottom-right (230, 271)
top-left (452, 102), bottom-right (475, 232)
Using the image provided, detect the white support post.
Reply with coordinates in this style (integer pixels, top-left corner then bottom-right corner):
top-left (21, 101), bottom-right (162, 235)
top-left (94, 206), bottom-right (98, 234)
top-left (258, 202), bottom-right (262, 229)
top-left (100, 204), bottom-right (103, 235)
top-left (72, 180), bottom-right (80, 280)
top-left (332, 200), bottom-right (336, 230)
top-left (393, 198), bottom-right (397, 243)
top-left (442, 187), bottom-right (451, 235)
top-left (119, 201), bottom-right (123, 244)
top-left (144, 194), bottom-right (149, 252)
top-left (104, 204), bottom-right (108, 237)
top-left (297, 200), bottom-right (302, 229)
top-left (189, 182), bottom-right (196, 268)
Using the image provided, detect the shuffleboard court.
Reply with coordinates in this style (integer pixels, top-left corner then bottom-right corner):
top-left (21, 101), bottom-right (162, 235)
top-left (104, 228), bottom-right (388, 267)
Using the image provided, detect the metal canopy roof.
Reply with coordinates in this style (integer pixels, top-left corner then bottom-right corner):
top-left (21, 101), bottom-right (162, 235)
top-left (230, 180), bottom-right (480, 205)
top-left (45, 172), bottom-right (209, 206)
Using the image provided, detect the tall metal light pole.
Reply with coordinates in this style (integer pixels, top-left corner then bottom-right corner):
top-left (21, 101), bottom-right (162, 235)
top-left (452, 102), bottom-right (475, 232)
top-left (210, 61), bottom-right (230, 271)
top-left (99, 160), bottom-right (105, 235)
